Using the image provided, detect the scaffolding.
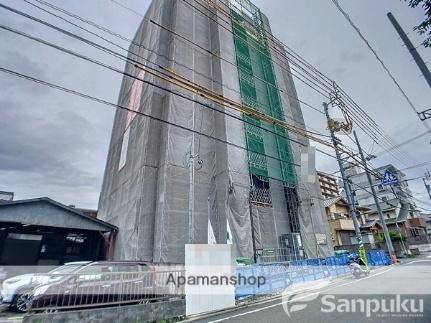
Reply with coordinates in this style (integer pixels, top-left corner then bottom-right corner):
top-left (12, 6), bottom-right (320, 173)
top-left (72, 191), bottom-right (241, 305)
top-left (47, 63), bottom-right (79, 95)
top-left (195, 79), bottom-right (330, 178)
top-left (231, 4), bottom-right (297, 186)
top-left (230, 0), bottom-right (303, 261)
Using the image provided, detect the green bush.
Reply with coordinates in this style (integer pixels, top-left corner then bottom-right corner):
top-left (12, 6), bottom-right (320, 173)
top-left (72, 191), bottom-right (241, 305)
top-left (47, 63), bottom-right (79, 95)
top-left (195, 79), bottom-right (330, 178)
top-left (373, 230), bottom-right (406, 242)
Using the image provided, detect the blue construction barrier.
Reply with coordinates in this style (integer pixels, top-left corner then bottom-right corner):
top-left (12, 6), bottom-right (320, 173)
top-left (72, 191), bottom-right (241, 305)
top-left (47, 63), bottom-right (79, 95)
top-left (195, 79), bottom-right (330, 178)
top-left (235, 249), bottom-right (390, 298)
top-left (367, 249), bottom-right (391, 266)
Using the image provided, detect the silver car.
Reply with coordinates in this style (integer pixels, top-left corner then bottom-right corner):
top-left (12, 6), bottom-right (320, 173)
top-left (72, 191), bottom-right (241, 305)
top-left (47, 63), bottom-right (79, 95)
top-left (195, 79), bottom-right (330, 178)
top-left (0, 261), bottom-right (90, 313)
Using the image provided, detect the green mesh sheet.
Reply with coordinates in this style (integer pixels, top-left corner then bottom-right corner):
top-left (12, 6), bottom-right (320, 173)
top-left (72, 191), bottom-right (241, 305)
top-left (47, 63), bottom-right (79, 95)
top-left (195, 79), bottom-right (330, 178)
top-left (231, 4), bottom-right (297, 185)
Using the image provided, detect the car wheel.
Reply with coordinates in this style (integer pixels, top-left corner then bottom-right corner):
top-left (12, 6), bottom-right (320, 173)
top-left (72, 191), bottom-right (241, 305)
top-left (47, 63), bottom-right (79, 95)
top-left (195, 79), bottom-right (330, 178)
top-left (13, 290), bottom-right (34, 313)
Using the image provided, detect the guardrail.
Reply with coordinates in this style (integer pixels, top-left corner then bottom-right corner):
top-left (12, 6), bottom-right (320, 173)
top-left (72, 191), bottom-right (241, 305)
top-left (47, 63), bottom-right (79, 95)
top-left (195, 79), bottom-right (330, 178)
top-left (28, 269), bottom-right (185, 312)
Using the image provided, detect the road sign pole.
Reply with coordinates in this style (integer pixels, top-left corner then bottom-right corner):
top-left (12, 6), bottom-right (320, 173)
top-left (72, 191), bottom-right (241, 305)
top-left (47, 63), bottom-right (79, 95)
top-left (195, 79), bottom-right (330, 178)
top-left (353, 131), bottom-right (397, 263)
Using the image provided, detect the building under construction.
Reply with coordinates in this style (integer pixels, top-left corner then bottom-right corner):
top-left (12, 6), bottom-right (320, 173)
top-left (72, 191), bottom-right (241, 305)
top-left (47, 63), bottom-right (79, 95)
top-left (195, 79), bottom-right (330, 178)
top-left (98, 0), bottom-right (334, 263)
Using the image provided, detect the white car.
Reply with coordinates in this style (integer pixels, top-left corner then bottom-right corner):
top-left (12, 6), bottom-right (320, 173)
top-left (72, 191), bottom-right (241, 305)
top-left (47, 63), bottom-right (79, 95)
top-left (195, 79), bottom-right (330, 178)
top-left (0, 261), bottom-right (90, 313)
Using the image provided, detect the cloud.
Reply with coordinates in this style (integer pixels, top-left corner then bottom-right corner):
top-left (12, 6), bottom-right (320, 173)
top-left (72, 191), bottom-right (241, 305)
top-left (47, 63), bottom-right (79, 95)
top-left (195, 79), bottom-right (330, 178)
top-left (0, 48), bottom-right (51, 96)
top-left (0, 100), bottom-right (99, 188)
top-left (339, 51), bottom-right (365, 64)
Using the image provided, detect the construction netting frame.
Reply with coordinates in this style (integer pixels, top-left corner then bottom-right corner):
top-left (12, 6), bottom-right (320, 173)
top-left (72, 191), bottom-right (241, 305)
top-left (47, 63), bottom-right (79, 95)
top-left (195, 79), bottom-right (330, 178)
top-left (230, 1), bottom-right (297, 185)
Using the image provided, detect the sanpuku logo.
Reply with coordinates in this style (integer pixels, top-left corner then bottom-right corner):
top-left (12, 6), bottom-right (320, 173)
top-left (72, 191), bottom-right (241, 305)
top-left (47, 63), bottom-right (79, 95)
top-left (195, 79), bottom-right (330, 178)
top-left (282, 291), bottom-right (424, 318)
top-left (321, 295), bottom-right (424, 318)
top-left (281, 280), bottom-right (326, 318)
top-left (282, 292), bottom-right (319, 317)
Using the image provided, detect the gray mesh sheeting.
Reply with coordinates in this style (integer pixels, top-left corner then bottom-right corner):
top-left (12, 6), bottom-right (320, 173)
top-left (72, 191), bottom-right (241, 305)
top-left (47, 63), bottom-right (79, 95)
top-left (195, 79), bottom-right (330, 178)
top-left (98, 0), bottom-right (254, 263)
top-left (262, 14), bottom-right (334, 258)
top-left (98, 0), bottom-right (333, 263)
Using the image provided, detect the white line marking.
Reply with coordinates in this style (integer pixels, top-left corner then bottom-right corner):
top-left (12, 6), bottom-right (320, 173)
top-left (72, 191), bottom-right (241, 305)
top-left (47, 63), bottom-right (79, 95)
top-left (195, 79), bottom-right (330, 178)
top-left (207, 267), bottom-right (393, 322)
top-left (406, 259), bottom-right (431, 264)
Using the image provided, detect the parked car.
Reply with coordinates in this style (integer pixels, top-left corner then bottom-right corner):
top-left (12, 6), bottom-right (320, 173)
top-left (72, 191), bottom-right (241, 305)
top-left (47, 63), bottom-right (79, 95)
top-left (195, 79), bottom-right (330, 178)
top-left (0, 261), bottom-right (90, 313)
top-left (30, 261), bottom-right (157, 312)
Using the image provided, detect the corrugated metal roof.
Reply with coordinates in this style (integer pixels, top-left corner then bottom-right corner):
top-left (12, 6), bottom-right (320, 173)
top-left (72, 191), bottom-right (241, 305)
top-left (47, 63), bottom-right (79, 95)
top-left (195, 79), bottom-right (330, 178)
top-left (0, 197), bottom-right (117, 231)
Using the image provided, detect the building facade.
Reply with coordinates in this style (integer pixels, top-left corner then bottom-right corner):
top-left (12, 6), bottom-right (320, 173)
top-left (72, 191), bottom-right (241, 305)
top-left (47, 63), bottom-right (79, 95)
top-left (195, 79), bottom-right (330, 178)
top-left (98, 0), bottom-right (333, 263)
top-left (0, 198), bottom-right (116, 266)
top-left (348, 164), bottom-right (415, 212)
top-left (323, 196), bottom-right (372, 249)
top-left (317, 171), bottom-right (339, 199)
top-left (419, 213), bottom-right (431, 237)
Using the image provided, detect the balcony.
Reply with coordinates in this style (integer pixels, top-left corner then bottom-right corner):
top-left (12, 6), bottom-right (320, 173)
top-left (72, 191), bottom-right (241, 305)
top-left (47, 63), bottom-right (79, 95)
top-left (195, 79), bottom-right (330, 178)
top-left (407, 217), bottom-right (427, 228)
top-left (330, 218), bottom-right (355, 231)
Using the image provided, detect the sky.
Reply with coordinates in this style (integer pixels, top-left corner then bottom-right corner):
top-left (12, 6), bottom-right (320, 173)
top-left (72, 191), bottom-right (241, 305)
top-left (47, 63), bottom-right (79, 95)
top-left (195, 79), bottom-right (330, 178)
top-left (0, 0), bottom-right (430, 211)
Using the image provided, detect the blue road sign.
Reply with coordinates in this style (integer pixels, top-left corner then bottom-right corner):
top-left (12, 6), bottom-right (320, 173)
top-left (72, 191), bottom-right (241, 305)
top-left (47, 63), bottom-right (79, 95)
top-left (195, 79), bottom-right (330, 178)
top-left (382, 169), bottom-right (398, 186)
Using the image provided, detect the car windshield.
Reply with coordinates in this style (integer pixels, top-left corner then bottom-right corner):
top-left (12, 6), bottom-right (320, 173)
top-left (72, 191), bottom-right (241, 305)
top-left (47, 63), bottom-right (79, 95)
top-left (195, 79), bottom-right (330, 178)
top-left (49, 264), bottom-right (84, 275)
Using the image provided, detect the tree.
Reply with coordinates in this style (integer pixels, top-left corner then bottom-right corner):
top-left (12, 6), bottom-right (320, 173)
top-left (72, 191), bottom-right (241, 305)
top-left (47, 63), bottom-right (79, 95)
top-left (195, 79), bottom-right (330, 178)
top-left (403, 0), bottom-right (431, 47)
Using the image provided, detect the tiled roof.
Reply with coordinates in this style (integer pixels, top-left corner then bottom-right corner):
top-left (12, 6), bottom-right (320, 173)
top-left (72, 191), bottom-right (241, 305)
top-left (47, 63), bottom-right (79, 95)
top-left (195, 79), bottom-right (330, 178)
top-left (323, 196), bottom-right (343, 208)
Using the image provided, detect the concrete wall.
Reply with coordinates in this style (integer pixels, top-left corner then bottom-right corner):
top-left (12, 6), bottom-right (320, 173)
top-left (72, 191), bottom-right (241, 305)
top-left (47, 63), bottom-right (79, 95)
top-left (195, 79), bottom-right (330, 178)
top-left (23, 299), bottom-right (185, 323)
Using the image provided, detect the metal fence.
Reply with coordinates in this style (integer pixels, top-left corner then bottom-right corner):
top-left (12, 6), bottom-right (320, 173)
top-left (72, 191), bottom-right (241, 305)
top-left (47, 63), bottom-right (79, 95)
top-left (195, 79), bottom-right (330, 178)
top-left (236, 249), bottom-right (391, 298)
top-left (256, 247), bottom-right (304, 263)
top-left (28, 269), bottom-right (185, 312)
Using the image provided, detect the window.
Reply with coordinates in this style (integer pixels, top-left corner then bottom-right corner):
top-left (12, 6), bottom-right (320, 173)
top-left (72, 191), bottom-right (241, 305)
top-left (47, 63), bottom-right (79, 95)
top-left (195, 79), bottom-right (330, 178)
top-left (76, 264), bottom-right (107, 281)
top-left (382, 196), bottom-right (388, 202)
top-left (250, 175), bottom-right (272, 205)
top-left (377, 184), bottom-right (384, 191)
top-left (410, 228), bottom-right (420, 237)
top-left (333, 213), bottom-right (342, 220)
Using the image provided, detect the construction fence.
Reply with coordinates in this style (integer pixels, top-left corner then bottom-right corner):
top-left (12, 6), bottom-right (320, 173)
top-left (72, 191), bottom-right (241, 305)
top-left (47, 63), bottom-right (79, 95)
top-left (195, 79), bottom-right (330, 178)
top-left (235, 249), bottom-right (391, 298)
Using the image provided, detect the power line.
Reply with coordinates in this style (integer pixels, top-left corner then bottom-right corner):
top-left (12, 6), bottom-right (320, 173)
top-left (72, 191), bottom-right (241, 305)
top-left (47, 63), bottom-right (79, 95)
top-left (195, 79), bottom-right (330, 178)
top-left (6, 2), bottom-right (414, 178)
top-left (0, 66), bottom-right (304, 170)
top-left (106, 0), bottom-right (415, 167)
top-left (0, 4), bottom-right (336, 148)
top-left (374, 131), bottom-right (431, 157)
top-left (0, 21), bottom-right (334, 155)
top-left (183, 0), bottom-right (417, 166)
top-left (334, 173), bottom-right (431, 213)
top-left (0, 64), bottom-right (345, 189)
top-left (399, 160), bottom-right (431, 172)
top-left (107, 0), bottom-right (334, 99)
top-left (24, 0), bottom-right (328, 132)
top-left (109, 0), bottom-right (334, 98)
top-left (0, 58), bottom-right (336, 204)
top-left (3, 3), bottom-right (355, 168)
top-left (330, 0), bottom-right (431, 133)
top-left (24, 0), bottom-right (352, 163)
top-left (188, 0), bottom-right (416, 166)
top-left (336, 87), bottom-right (417, 166)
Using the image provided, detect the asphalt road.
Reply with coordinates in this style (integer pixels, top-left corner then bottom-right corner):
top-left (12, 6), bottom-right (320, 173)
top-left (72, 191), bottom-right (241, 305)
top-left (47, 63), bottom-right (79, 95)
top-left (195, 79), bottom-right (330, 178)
top-left (191, 254), bottom-right (431, 323)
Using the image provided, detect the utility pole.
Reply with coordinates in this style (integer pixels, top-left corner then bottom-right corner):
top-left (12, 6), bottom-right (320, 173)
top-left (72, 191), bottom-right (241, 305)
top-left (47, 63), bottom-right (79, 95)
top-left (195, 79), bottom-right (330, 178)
top-left (387, 12), bottom-right (431, 121)
top-left (324, 103), bottom-right (368, 268)
top-left (353, 131), bottom-right (397, 263)
top-left (424, 170), bottom-right (431, 201)
top-left (387, 12), bottom-right (431, 88)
